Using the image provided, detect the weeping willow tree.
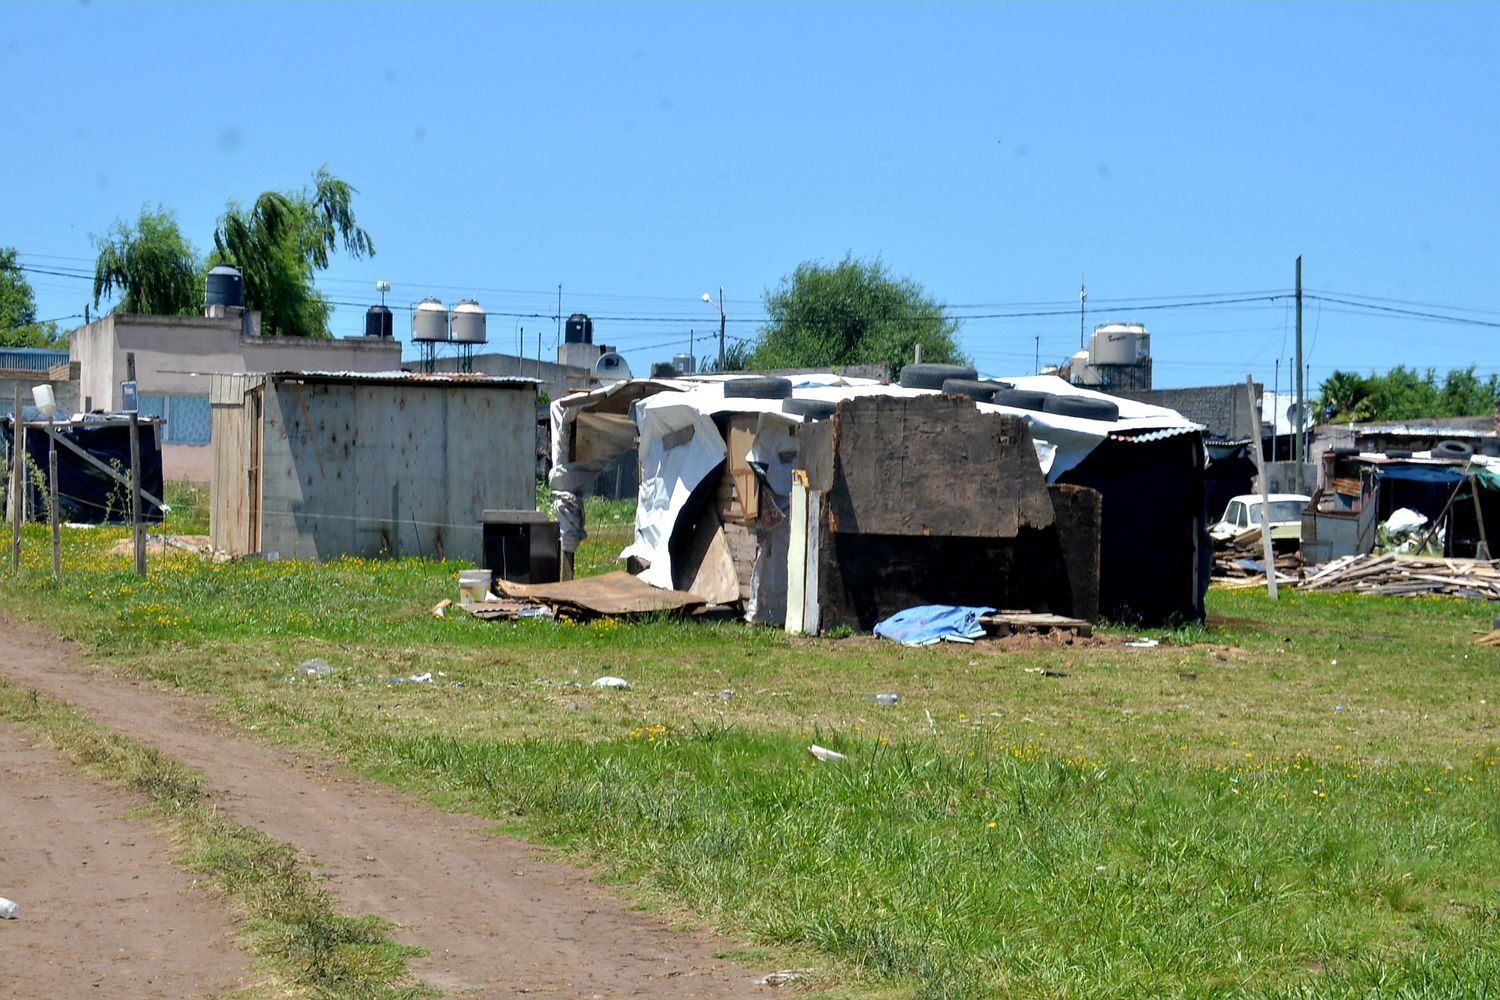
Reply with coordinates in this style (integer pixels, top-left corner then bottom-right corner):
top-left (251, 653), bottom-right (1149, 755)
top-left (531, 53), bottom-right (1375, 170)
top-left (91, 207), bottom-right (202, 316)
top-left (212, 167), bottom-right (375, 338)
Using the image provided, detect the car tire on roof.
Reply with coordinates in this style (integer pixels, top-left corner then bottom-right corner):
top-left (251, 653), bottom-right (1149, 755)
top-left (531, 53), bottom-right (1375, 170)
top-left (991, 388), bottom-right (1049, 411)
top-left (782, 398), bottom-right (839, 420)
top-left (898, 363), bottom-right (978, 389)
top-left (1041, 394), bottom-right (1120, 422)
top-left (940, 378), bottom-right (1005, 403)
top-left (723, 376), bottom-right (793, 400)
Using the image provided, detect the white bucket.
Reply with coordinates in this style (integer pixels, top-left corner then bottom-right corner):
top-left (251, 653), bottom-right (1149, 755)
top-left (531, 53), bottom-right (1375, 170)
top-left (458, 569), bottom-right (491, 603)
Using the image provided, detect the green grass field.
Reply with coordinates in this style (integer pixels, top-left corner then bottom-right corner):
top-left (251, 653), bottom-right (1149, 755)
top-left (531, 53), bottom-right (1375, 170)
top-left (3, 515), bottom-right (1498, 999)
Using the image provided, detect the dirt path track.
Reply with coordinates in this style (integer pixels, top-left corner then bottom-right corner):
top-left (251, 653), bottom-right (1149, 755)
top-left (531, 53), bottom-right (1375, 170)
top-left (0, 722), bottom-right (251, 998)
top-left (0, 616), bottom-right (771, 998)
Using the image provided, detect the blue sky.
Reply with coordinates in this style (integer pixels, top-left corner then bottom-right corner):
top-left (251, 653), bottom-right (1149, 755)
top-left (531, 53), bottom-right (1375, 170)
top-left (4, 1), bottom-right (1497, 391)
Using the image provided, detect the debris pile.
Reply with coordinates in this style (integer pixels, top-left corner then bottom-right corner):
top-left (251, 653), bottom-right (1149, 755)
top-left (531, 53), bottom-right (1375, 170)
top-left (1211, 527), bottom-right (1304, 585)
top-left (1301, 553), bottom-right (1500, 599)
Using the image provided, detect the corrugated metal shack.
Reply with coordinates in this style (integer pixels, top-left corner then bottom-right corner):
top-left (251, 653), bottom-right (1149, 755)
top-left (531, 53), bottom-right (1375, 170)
top-left (210, 371), bottom-right (537, 563)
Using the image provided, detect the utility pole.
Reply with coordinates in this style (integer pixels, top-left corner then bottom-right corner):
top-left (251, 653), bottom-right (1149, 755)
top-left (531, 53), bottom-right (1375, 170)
top-left (555, 284), bottom-right (562, 347)
top-left (1079, 274), bottom-right (1087, 350)
top-left (717, 285), bottom-right (726, 371)
top-left (1034, 333), bottom-right (1040, 373)
top-left (1294, 256), bottom-right (1304, 483)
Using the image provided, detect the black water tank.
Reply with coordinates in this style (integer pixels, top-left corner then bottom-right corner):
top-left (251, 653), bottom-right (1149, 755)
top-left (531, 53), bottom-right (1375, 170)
top-left (365, 305), bottom-right (394, 338)
top-left (650, 362), bottom-right (678, 379)
top-left (565, 313), bottom-right (593, 344)
top-left (205, 264), bottom-right (243, 309)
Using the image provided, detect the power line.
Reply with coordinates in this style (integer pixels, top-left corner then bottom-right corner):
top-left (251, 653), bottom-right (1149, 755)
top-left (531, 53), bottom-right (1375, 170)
top-left (1303, 294), bottom-right (1500, 330)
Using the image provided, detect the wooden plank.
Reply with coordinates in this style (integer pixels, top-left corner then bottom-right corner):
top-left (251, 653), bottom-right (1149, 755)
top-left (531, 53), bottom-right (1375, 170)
top-left (725, 417), bottom-right (759, 523)
top-left (785, 474), bottom-right (809, 634)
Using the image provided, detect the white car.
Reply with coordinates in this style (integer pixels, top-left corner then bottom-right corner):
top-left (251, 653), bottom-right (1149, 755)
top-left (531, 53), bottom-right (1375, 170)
top-left (1211, 493), bottom-right (1311, 543)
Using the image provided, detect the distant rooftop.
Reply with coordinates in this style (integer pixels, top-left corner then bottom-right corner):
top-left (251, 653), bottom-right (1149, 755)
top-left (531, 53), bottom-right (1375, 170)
top-left (0, 347), bottom-right (69, 372)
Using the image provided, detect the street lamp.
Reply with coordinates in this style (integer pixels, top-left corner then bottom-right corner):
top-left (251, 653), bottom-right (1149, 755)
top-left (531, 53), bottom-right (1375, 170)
top-left (701, 288), bottom-right (725, 371)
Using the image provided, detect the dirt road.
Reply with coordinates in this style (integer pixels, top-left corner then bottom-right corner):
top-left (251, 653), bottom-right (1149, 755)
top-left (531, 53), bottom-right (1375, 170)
top-left (0, 616), bottom-right (773, 998)
top-left (0, 723), bottom-right (251, 998)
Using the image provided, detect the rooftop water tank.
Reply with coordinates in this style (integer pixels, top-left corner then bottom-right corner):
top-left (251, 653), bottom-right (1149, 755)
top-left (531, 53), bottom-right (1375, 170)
top-left (412, 298), bottom-right (450, 342)
top-left (1090, 323), bottom-right (1149, 366)
top-left (365, 305), bottom-right (393, 339)
top-left (672, 353), bottom-right (695, 375)
top-left (451, 299), bottom-right (488, 344)
top-left (565, 313), bottom-right (593, 344)
top-left (1071, 348), bottom-right (1102, 386)
top-left (205, 264), bottom-right (243, 310)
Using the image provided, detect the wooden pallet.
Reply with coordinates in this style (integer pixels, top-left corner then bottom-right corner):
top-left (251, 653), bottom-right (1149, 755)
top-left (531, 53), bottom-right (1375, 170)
top-left (979, 611), bottom-right (1093, 638)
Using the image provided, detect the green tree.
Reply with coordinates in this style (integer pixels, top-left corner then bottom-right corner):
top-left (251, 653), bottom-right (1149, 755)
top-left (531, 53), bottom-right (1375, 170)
top-left (91, 206), bottom-right (203, 316)
top-left (1436, 365), bottom-right (1499, 418)
top-left (1320, 365), bottom-right (1496, 423)
top-left (698, 339), bottom-right (751, 373)
top-left (212, 167), bottom-right (374, 338)
top-left (1318, 370), bottom-right (1372, 423)
top-left (749, 255), bottom-right (966, 378)
top-left (1363, 366), bottom-right (1440, 421)
top-left (0, 247), bottom-right (66, 348)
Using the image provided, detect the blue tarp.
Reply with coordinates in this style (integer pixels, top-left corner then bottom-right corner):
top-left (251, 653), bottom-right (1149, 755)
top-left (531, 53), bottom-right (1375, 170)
top-left (873, 605), bottom-right (995, 646)
top-left (1376, 464), bottom-right (1465, 485)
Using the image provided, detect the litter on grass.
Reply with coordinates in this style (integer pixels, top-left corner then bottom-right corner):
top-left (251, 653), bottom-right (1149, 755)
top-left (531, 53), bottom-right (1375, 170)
top-left (808, 744), bottom-right (847, 763)
top-left (591, 676), bottom-right (632, 691)
top-left (297, 658), bottom-right (335, 677)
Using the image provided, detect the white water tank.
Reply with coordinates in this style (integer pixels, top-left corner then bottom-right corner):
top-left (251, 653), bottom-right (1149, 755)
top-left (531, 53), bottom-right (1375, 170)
top-left (412, 298), bottom-right (449, 342)
top-left (1070, 349), bottom-right (1101, 386)
top-left (1090, 323), bottom-right (1150, 366)
top-left (451, 299), bottom-right (487, 344)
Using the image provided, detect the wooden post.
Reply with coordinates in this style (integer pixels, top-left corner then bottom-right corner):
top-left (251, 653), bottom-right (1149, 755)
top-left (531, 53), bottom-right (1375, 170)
top-left (127, 352), bottom-right (145, 577)
top-left (9, 384), bottom-right (21, 571)
top-left (1246, 376), bottom-right (1277, 599)
top-left (1471, 474), bottom-right (1491, 561)
top-left (48, 418), bottom-right (60, 583)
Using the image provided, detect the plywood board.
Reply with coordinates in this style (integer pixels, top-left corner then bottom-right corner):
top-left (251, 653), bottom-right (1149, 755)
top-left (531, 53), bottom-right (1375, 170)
top-left (496, 571), bottom-right (705, 615)
top-left (825, 394), bottom-right (1054, 538)
top-left (681, 510), bottom-right (741, 605)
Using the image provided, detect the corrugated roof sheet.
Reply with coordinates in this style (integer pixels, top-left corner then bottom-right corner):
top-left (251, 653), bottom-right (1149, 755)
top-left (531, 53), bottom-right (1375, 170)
top-left (0, 347), bottom-right (69, 372)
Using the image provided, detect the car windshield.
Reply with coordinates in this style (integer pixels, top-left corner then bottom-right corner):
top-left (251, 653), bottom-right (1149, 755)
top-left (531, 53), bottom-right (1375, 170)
top-left (1248, 500), bottom-right (1306, 524)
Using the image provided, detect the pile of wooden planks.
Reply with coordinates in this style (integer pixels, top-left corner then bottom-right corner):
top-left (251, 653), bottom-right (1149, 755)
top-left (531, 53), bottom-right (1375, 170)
top-left (1300, 553), bottom-right (1500, 599)
top-left (1212, 527), bottom-right (1304, 583)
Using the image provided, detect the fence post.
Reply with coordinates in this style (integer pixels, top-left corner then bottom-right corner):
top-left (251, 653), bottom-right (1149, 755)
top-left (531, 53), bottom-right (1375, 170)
top-left (128, 352), bottom-right (145, 577)
top-left (9, 385), bottom-right (21, 571)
